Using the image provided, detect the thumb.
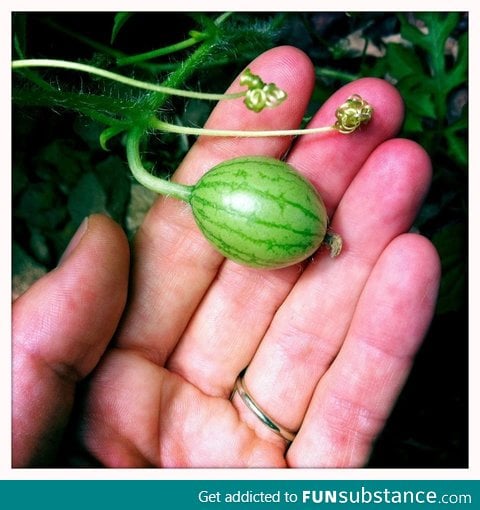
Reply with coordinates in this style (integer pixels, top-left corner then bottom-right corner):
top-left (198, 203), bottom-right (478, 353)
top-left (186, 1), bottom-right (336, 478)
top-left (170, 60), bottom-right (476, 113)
top-left (12, 214), bottom-right (130, 467)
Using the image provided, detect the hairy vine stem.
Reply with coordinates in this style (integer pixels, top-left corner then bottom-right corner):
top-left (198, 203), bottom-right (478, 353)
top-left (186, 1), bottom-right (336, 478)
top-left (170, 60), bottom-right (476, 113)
top-left (117, 12), bottom-right (233, 66)
top-left (126, 128), bottom-right (193, 201)
top-left (12, 59), bottom-right (246, 102)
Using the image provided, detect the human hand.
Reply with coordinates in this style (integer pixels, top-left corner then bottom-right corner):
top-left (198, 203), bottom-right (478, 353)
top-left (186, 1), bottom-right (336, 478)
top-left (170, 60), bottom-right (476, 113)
top-left (12, 46), bottom-right (440, 467)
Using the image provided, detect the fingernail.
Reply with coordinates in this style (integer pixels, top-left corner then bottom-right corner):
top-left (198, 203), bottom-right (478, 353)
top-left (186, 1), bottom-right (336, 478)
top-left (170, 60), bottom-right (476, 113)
top-left (58, 217), bottom-right (89, 266)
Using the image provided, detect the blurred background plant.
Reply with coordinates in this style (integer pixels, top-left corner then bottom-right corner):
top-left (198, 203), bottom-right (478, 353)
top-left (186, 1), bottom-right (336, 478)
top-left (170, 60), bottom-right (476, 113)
top-left (12, 12), bottom-right (468, 467)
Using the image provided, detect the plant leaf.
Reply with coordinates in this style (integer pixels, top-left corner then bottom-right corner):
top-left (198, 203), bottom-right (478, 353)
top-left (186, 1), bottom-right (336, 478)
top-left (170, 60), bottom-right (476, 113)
top-left (398, 13), bottom-right (460, 80)
top-left (95, 156), bottom-right (131, 223)
top-left (99, 126), bottom-right (126, 151)
top-left (445, 32), bottom-right (468, 92)
top-left (67, 172), bottom-right (107, 223)
top-left (432, 222), bottom-right (467, 314)
top-left (445, 129), bottom-right (468, 167)
top-left (13, 13), bottom-right (27, 58)
top-left (383, 43), bottom-right (425, 79)
top-left (111, 12), bottom-right (132, 44)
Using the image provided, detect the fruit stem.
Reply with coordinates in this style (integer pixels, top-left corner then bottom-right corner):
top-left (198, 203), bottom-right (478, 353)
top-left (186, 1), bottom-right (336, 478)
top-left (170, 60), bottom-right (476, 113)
top-left (323, 229), bottom-right (343, 258)
top-left (126, 128), bottom-right (193, 202)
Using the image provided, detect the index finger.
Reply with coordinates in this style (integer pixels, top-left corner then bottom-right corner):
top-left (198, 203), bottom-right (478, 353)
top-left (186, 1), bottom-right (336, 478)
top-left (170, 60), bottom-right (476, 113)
top-left (115, 46), bottom-right (316, 362)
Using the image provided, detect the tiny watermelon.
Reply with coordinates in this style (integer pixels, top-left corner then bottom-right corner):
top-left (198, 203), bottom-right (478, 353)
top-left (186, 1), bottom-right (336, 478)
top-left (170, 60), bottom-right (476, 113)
top-left (189, 156), bottom-right (329, 269)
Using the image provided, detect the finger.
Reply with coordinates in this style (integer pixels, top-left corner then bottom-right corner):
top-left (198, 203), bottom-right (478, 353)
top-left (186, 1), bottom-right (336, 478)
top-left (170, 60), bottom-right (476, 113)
top-left (12, 215), bottom-right (129, 466)
top-left (234, 138), bottom-right (432, 440)
top-left (287, 233), bottom-right (441, 467)
top-left (166, 79), bottom-right (405, 398)
top-left (115, 46), bottom-right (316, 363)
top-left (288, 76), bottom-right (405, 215)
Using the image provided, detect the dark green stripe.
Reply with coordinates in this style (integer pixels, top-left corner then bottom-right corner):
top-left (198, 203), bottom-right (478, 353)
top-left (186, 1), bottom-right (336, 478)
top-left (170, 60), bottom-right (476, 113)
top-left (193, 206), bottom-right (316, 253)
top-left (197, 224), bottom-right (298, 266)
top-left (194, 180), bottom-right (320, 221)
top-left (192, 195), bottom-right (320, 237)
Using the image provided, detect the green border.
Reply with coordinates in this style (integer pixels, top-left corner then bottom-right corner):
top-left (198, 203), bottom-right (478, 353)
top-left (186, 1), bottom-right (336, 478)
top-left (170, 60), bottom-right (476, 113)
top-left (1, 479), bottom-right (478, 509)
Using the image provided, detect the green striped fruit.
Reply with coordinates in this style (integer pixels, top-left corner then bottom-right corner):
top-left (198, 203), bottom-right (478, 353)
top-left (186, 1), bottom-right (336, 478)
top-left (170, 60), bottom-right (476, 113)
top-left (189, 156), bottom-right (329, 269)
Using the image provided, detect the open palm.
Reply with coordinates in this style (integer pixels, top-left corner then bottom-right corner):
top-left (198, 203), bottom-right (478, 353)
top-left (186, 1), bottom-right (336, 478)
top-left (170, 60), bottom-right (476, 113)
top-left (13, 46), bottom-right (440, 468)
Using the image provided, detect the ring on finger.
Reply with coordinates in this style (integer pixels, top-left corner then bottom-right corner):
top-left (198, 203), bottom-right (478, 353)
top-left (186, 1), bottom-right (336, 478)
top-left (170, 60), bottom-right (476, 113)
top-left (230, 369), bottom-right (297, 443)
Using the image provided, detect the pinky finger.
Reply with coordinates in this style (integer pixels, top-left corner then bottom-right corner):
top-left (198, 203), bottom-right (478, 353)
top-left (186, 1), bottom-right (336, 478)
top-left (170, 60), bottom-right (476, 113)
top-left (287, 233), bottom-right (441, 467)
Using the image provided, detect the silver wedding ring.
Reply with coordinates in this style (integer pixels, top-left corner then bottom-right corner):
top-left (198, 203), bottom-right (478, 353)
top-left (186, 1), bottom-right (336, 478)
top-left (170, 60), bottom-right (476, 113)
top-left (231, 370), bottom-right (297, 443)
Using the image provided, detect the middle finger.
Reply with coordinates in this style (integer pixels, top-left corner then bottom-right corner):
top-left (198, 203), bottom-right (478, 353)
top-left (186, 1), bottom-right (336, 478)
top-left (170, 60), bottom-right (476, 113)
top-left (115, 47), bottom-right (314, 363)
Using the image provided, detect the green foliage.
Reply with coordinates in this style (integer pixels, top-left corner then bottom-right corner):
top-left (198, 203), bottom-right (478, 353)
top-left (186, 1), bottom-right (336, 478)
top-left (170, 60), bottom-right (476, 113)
top-left (371, 13), bottom-right (467, 315)
top-left (433, 223), bottom-right (467, 314)
top-left (12, 12), bottom-right (467, 316)
top-left (13, 130), bottom-right (131, 266)
top-left (372, 13), bottom-right (467, 159)
top-left (110, 12), bottom-right (132, 44)
top-left (12, 12), bottom-right (286, 267)
top-left (303, 12), bottom-right (467, 317)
